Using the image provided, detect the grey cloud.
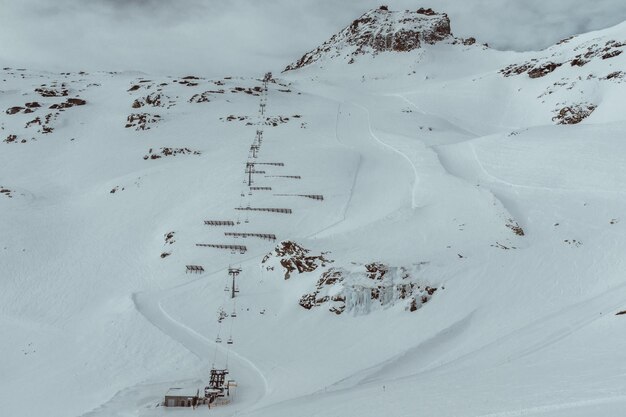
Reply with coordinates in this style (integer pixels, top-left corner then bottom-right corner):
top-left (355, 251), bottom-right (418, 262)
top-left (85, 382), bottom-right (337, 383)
top-left (1, 0), bottom-right (625, 75)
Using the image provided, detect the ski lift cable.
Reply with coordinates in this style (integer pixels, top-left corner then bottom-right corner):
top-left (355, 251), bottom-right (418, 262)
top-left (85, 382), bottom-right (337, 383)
top-left (213, 314), bottom-right (223, 366)
top-left (225, 306), bottom-right (235, 368)
top-left (213, 265), bottom-right (235, 369)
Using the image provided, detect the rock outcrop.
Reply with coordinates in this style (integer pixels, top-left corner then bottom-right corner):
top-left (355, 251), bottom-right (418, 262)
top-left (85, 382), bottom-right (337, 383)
top-left (552, 103), bottom-right (597, 125)
top-left (501, 39), bottom-right (626, 78)
top-left (262, 241), bottom-right (333, 279)
top-left (298, 262), bottom-right (437, 315)
top-left (263, 242), bottom-right (438, 315)
top-left (284, 6), bottom-right (456, 71)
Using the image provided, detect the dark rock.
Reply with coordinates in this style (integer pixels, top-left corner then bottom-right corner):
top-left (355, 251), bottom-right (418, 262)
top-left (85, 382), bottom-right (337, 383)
top-left (570, 57), bottom-right (588, 67)
top-left (552, 103), bottom-right (597, 125)
top-left (602, 50), bottom-right (623, 59)
top-left (416, 7), bottom-right (436, 15)
top-left (6, 106), bottom-right (23, 115)
top-left (35, 86), bottom-right (69, 97)
top-left (67, 98), bottom-right (86, 106)
top-left (528, 62), bottom-right (562, 78)
top-left (262, 241), bottom-right (333, 280)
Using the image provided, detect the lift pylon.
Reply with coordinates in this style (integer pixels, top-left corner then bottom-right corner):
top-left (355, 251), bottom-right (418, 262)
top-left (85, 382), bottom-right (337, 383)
top-left (228, 267), bottom-right (241, 299)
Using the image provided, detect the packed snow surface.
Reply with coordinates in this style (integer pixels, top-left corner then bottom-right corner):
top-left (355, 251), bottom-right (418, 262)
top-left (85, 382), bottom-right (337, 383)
top-left (2, 8), bottom-right (626, 417)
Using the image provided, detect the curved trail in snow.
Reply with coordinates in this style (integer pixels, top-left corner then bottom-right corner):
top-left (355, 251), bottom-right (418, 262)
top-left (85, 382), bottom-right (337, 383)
top-left (125, 86), bottom-right (420, 414)
top-left (321, 99), bottom-right (413, 234)
top-left (307, 102), bottom-right (363, 239)
top-left (124, 82), bottom-right (426, 415)
top-left (127, 81), bottom-right (624, 417)
top-left (352, 101), bottom-right (422, 209)
top-left (298, 84), bottom-right (422, 238)
top-left (130, 257), bottom-right (270, 415)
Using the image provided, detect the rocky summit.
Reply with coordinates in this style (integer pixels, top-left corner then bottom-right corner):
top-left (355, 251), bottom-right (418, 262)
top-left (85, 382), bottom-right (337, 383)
top-left (284, 7), bottom-right (468, 71)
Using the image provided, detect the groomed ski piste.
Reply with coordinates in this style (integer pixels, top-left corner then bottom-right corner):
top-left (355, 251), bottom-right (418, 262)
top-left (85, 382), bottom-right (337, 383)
top-left (2, 7), bottom-right (626, 417)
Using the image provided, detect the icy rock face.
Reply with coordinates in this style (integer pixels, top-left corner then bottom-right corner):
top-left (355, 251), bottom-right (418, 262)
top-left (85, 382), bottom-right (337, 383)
top-left (263, 242), bottom-right (437, 314)
top-left (284, 7), bottom-right (453, 71)
top-left (262, 241), bottom-right (333, 279)
top-left (299, 262), bottom-right (437, 315)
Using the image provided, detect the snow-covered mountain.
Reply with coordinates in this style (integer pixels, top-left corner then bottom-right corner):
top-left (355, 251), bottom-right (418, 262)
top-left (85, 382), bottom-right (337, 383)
top-left (2, 6), bottom-right (626, 417)
top-left (284, 7), bottom-right (469, 70)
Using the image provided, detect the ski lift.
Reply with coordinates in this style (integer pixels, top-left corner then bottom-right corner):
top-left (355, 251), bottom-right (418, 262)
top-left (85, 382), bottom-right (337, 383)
top-left (215, 337), bottom-right (222, 343)
top-left (231, 311), bottom-right (237, 318)
top-left (227, 337), bottom-right (233, 345)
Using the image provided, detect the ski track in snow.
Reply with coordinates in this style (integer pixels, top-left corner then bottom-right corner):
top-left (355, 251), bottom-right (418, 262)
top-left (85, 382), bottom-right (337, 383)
top-left (132, 80), bottom-right (626, 416)
top-left (469, 140), bottom-right (626, 197)
top-left (6, 21), bottom-right (626, 415)
top-left (125, 85), bottom-right (427, 413)
top-left (125, 94), bottom-right (376, 413)
top-left (308, 102), bottom-right (362, 239)
top-left (352, 101), bottom-right (421, 209)
top-left (472, 394), bottom-right (626, 417)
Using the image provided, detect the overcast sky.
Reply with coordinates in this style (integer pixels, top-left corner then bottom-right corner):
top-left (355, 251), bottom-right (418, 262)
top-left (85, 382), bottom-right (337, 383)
top-left (1, 0), bottom-right (626, 76)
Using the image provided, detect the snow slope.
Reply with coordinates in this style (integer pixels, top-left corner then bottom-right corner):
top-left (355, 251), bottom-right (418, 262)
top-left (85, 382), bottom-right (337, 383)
top-left (2, 6), bottom-right (626, 417)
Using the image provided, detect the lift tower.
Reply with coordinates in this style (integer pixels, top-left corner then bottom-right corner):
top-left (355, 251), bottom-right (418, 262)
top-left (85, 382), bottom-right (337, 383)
top-left (228, 267), bottom-right (241, 299)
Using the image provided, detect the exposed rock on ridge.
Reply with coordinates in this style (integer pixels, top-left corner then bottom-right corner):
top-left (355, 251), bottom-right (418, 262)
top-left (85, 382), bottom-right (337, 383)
top-left (262, 241), bottom-right (333, 279)
top-left (284, 6), bottom-right (457, 71)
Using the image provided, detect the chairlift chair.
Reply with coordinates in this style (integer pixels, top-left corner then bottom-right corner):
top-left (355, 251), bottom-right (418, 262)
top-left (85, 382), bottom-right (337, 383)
top-left (231, 311), bottom-right (237, 318)
top-left (227, 338), bottom-right (233, 345)
top-left (215, 337), bottom-right (222, 343)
